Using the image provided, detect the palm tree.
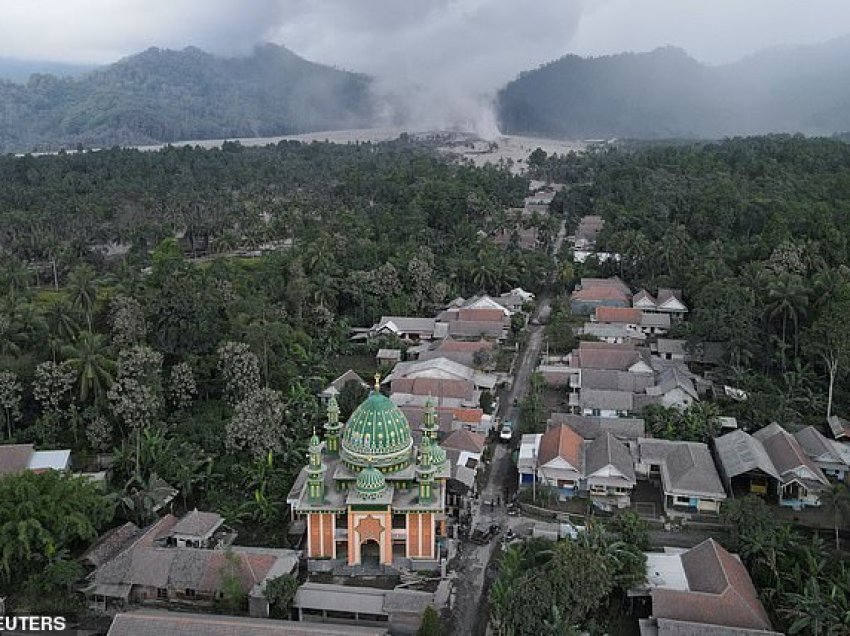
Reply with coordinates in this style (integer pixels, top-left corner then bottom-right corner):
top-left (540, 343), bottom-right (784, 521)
top-left (66, 263), bottom-right (98, 330)
top-left (63, 331), bottom-right (114, 403)
top-left (766, 272), bottom-right (809, 368)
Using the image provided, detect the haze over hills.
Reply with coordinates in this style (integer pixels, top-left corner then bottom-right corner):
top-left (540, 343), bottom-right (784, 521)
top-left (496, 36), bottom-right (850, 140)
top-left (0, 44), bottom-right (374, 153)
top-left (0, 58), bottom-right (97, 83)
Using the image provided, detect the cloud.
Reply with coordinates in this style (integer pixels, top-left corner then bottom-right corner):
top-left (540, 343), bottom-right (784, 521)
top-left (2, 1), bottom-right (850, 134)
top-left (0, 0), bottom-right (284, 63)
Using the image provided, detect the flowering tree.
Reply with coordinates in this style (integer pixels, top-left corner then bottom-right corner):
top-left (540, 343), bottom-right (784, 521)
top-left (226, 387), bottom-right (286, 457)
top-left (217, 341), bottom-right (261, 406)
top-left (168, 362), bottom-right (197, 411)
top-left (32, 360), bottom-right (78, 416)
top-left (109, 295), bottom-right (146, 348)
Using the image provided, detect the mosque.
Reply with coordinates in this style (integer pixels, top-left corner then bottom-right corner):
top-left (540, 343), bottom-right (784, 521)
top-left (288, 377), bottom-right (449, 567)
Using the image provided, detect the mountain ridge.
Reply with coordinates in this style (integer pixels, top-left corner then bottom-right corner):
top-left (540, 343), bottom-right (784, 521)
top-left (0, 43), bottom-right (374, 153)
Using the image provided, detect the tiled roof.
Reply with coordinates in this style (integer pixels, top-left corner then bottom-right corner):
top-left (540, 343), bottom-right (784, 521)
top-left (391, 378), bottom-right (472, 400)
top-left (169, 510), bottom-right (224, 538)
top-left (82, 522), bottom-right (141, 568)
top-left (375, 316), bottom-right (436, 334)
top-left (662, 443), bottom-right (726, 498)
top-left (538, 425), bottom-right (584, 471)
top-left (576, 348), bottom-right (642, 371)
top-left (326, 370), bottom-right (367, 393)
top-left (547, 413), bottom-right (645, 440)
top-left (753, 423), bottom-right (829, 485)
top-left (650, 539), bottom-right (774, 632)
top-left (457, 308), bottom-right (507, 322)
top-left (633, 289), bottom-right (657, 307)
top-left (441, 429), bottom-right (486, 454)
top-left (595, 307), bottom-right (642, 324)
top-left (447, 320), bottom-right (506, 338)
top-left (713, 430), bottom-right (780, 481)
top-left (0, 443), bottom-right (35, 475)
top-left (794, 426), bottom-right (846, 464)
top-left (571, 286), bottom-right (630, 302)
top-left (107, 609), bottom-right (386, 636)
top-left (452, 408), bottom-right (484, 423)
top-left (585, 433), bottom-right (635, 482)
top-left (640, 312), bottom-right (671, 328)
top-left (580, 389), bottom-right (634, 412)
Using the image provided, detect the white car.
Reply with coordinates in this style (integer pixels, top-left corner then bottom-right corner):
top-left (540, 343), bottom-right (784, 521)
top-left (499, 422), bottom-right (513, 442)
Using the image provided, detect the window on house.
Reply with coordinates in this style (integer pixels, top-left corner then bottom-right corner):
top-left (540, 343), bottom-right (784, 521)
top-left (185, 588), bottom-right (196, 598)
top-left (157, 588), bottom-right (168, 599)
top-left (675, 496), bottom-right (691, 505)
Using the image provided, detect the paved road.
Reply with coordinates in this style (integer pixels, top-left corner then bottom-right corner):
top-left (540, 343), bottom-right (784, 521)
top-left (446, 218), bottom-right (566, 635)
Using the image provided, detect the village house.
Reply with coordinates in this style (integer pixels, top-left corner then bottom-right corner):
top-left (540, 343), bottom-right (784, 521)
top-left (516, 425), bottom-right (635, 508)
top-left (644, 363), bottom-right (700, 410)
top-left (376, 348), bottom-right (402, 367)
top-left (546, 413), bottom-right (646, 442)
top-left (713, 429), bottom-right (781, 500)
top-left (384, 357), bottom-right (499, 411)
top-left (320, 370), bottom-right (368, 404)
top-left (753, 423), bottom-right (830, 509)
top-left (634, 539), bottom-right (780, 635)
top-left (634, 289), bottom-right (689, 322)
top-left (83, 510), bottom-right (298, 614)
top-left (416, 337), bottom-right (495, 369)
top-left (440, 428), bottom-right (487, 511)
top-left (0, 443), bottom-right (71, 476)
top-left (581, 322), bottom-right (647, 345)
top-left (569, 278), bottom-right (631, 315)
top-left (358, 317), bottom-right (442, 342)
top-left (794, 425), bottom-right (850, 480)
top-left (638, 312), bottom-right (670, 337)
top-left (294, 582), bottom-right (433, 634)
top-left (651, 339), bottom-right (687, 362)
top-left (106, 609), bottom-right (388, 636)
top-left (636, 439), bottom-right (727, 517)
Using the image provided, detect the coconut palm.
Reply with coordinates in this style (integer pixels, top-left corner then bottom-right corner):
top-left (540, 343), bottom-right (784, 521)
top-left (63, 331), bottom-right (114, 403)
top-left (66, 263), bottom-right (98, 330)
top-left (818, 484), bottom-right (850, 551)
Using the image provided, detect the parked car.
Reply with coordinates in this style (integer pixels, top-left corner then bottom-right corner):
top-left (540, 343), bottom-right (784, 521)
top-left (500, 421), bottom-right (513, 442)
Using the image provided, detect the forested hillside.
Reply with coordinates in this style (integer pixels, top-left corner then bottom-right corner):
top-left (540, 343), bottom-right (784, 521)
top-left (0, 44), bottom-right (374, 153)
top-left (497, 38), bottom-right (850, 139)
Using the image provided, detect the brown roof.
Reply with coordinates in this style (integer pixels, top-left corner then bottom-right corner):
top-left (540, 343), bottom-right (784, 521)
top-left (538, 425), bottom-right (584, 470)
top-left (441, 429), bottom-right (486, 454)
top-left (107, 609), bottom-right (387, 636)
top-left (651, 539), bottom-right (773, 631)
top-left (457, 308), bottom-right (506, 322)
top-left (391, 378), bottom-right (472, 400)
top-left (571, 286), bottom-right (630, 303)
top-left (0, 443), bottom-right (35, 475)
top-left (169, 510), bottom-right (223, 538)
top-left (452, 408), bottom-right (484, 423)
top-left (753, 423), bottom-right (829, 485)
top-left (595, 307), bottom-right (642, 324)
top-left (438, 338), bottom-right (494, 353)
top-left (577, 348), bottom-right (642, 371)
top-left (82, 522), bottom-right (141, 568)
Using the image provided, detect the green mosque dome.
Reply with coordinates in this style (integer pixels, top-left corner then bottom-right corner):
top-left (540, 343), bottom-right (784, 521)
top-left (355, 463), bottom-right (387, 499)
top-left (341, 390), bottom-right (413, 471)
top-left (429, 443), bottom-right (447, 468)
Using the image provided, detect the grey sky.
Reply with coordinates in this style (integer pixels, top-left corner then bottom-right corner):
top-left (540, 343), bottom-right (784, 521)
top-left (2, 1), bottom-right (849, 133)
top-left (2, 1), bottom-right (848, 68)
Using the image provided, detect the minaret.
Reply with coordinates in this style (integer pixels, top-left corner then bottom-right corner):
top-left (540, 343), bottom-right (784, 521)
top-left (416, 436), bottom-right (436, 503)
top-left (306, 429), bottom-right (326, 504)
top-left (421, 394), bottom-right (439, 441)
top-left (324, 395), bottom-right (342, 454)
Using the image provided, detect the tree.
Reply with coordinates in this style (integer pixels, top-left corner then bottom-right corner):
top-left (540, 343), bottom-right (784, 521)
top-left (338, 379), bottom-right (369, 419)
top-left (217, 341), bottom-right (261, 406)
top-left (63, 331), bottom-right (114, 402)
top-left (109, 295), bottom-right (146, 348)
top-left (613, 510), bottom-right (649, 551)
top-left (264, 573), bottom-right (299, 618)
top-left (818, 483), bottom-right (850, 551)
top-left (0, 370), bottom-right (22, 439)
top-left (417, 605), bottom-right (442, 636)
top-left (32, 360), bottom-right (77, 416)
top-left (226, 387), bottom-right (286, 457)
top-left (804, 287), bottom-right (850, 417)
top-left (66, 263), bottom-right (98, 330)
top-left (0, 471), bottom-right (114, 583)
top-left (217, 549), bottom-right (247, 612)
top-left (167, 361), bottom-right (197, 411)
